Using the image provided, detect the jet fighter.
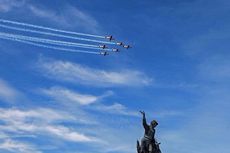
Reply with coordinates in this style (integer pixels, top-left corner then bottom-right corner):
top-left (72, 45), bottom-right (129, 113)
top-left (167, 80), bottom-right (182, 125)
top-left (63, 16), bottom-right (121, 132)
top-left (99, 45), bottom-right (107, 49)
top-left (123, 45), bottom-right (131, 49)
top-left (116, 42), bottom-right (123, 46)
top-left (105, 35), bottom-right (114, 41)
top-left (100, 51), bottom-right (109, 56)
top-left (112, 48), bottom-right (119, 52)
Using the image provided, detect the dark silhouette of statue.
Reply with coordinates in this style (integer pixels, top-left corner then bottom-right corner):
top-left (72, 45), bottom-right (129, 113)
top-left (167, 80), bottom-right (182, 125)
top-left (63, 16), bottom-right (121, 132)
top-left (137, 111), bottom-right (161, 153)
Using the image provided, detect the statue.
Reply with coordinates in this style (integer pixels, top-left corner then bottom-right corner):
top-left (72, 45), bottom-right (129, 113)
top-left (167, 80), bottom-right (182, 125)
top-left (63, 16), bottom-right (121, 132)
top-left (137, 111), bottom-right (161, 153)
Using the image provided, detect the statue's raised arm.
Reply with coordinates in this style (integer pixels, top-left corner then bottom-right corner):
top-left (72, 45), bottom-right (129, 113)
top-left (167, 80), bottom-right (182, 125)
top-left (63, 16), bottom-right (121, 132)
top-left (140, 111), bottom-right (149, 130)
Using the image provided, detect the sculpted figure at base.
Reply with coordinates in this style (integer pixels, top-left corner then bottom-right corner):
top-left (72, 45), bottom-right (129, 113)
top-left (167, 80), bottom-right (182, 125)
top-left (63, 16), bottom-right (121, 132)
top-left (137, 111), bottom-right (161, 153)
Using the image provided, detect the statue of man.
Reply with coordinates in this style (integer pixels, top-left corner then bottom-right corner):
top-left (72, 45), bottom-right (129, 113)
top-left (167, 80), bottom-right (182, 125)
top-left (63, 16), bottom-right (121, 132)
top-left (138, 111), bottom-right (158, 153)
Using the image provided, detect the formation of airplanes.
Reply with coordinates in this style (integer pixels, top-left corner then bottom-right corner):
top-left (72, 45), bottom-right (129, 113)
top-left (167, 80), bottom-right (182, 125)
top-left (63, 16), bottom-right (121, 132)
top-left (0, 19), bottom-right (132, 56)
top-left (100, 35), bottom-right (132, 56)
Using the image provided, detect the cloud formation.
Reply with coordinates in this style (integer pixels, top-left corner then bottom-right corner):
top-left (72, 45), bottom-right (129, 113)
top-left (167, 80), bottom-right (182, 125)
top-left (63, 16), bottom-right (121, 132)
top-left (42, 86), bottom-right (99, 105)
top-left (0, 0), bottom-right (25, 12)
top-left (28, 5), bottom-right (100, 32)
top-left (0, 108), bottom-right (99, 143)
top-left (0, 78), bottom-right (22, 103)
top-left (38, 58), bottom-right (152, 87)
top-left (41, 86), bottom-right (138, 117)
top-left (0, 139), bottom-right (41, 153)
top-left (92, 103), bottom-right (138, 117)
top-left (0, 0), bottom-right (100, 32)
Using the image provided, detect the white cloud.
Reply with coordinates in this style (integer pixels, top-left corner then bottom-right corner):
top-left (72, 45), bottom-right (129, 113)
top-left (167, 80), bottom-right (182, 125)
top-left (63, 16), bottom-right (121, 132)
top-left (28, 5), bottom-right (99, 31)
top-left (38, 58), bottom-right (152, 87)
top-left (0, 89), bottom-right (138, 153)
top-left (44, 126), bottom-right (99, 143)
top-left (36, 86), bottom-right (140, 152)
top-left (0, 107), bottom-right (74, 123)
top-left (92, 103), bottom-right (138, 117)
top-left (0, 139), bottom-right (41, 153)
top-left (0, 0), bottom-right (100, 32)
top-left (0, 108), bottom-right (99, 143)
top-left (0, 0), bottom-right (25, 12)
top-left (0, 78), bottom-right (22, 103)
top-left (42, 86), bottom-right (99, 105)
top-left (40, 86), bottom-right (138, 116)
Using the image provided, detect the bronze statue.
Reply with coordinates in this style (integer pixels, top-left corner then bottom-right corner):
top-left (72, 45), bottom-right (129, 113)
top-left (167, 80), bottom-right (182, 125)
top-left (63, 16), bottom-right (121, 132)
top-left (137, 111), bottom-right (161, 153)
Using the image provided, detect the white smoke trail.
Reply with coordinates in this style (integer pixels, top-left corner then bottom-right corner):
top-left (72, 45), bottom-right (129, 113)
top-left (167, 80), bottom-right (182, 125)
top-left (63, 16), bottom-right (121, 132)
top-left (0, 19), bottom-right (105, 38)
top-left (0, 32), bottom-right (97, 49)
top-left (0, 23), bottom-right (115, 45)
top-left (0, 24), bottom-right (99, 47)
top-left (0, 35), bottom-right (100, 55)
top-left (0, 32), bottom-right (112, 51)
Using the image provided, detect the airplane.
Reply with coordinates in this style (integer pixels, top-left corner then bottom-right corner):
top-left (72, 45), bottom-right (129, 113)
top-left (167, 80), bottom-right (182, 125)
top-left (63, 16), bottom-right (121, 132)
top-left (100, 51), bottom-right (109, 56)
top-left (99, 45), bottom-right (107, 49)
top-left (123, 45), bottom-right (131, 49)
top-left (116, 42), bottom-right (123, 46)
top-left (105, 35), bottom-right (114, 41)
top-left (112, 48), bottom-right (119, 52)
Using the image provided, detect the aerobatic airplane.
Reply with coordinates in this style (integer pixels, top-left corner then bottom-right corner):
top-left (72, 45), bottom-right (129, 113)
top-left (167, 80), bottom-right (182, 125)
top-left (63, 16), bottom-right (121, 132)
top-left (112, 48), bottom-right (119, 52)
top-left (123, 45), bottom-right (131, 49)
top-left (100, 51), bottom-right (109, 56)
top-left (116, 42), bottom-right (123, 46)
top-left (105, 35), bottom-right (114, 41)
top-left (99, 45), bottom-right (107, 49)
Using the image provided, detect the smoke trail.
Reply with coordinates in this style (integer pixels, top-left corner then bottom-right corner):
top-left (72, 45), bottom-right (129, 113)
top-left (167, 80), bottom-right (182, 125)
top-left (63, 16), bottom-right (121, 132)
top-left (0, 24), bottom-right (99, 47)
top-left (0, 32), bottom-right (98, 48)
top-left (0, 19), bottom-right (105, 38)
top-left (0, 23), bottom-right (115, 45)
top-left (0, 32), bottom-right (112, 51)
top-left (0, 35), bottom-right (100, 55)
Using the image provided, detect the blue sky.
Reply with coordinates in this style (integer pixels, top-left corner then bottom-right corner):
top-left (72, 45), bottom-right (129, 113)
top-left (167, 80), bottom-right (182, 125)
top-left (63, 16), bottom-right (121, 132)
top-left (0, 0), bottom-right (230, 153)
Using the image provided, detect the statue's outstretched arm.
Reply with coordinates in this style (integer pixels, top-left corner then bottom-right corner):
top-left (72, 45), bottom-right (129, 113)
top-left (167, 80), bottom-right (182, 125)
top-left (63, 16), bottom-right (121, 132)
top-left (140, 111), bottom-right (148, 130)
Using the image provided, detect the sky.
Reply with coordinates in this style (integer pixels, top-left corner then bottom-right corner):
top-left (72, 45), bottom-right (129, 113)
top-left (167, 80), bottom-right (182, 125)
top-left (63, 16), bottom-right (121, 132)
top-left (0, 0), bottom-right (230, 153)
